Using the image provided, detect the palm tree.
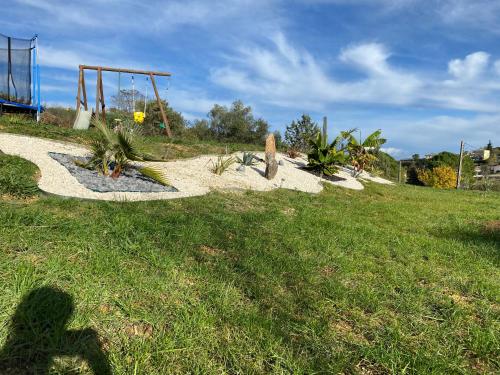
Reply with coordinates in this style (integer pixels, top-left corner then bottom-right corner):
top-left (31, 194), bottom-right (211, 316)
top-left (84, 120), bottom-right (170, 185)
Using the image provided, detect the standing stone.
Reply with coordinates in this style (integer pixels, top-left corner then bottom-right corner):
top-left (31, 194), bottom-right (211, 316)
top-left (264, 133), bottom-right (278, 180)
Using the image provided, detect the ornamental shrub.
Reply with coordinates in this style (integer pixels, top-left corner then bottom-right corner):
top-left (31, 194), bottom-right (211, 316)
top-left (417, 166), bottom-right (456, 189)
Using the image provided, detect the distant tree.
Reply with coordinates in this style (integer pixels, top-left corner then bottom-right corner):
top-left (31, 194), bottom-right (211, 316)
top-left (207, 100), bottom-right (269, 144)
top-left (412, 154), bottom-right (420, 161)
top-left (112, 89), bottom-right (144, 112)
top-left (273, 130), bottom-right (283, 149)
top-left (187, 119), bottom-right (211, 140)
top-left (139, 99), bottom-right (186, 136)
top-left (284, 114), bottom-right (319, 152)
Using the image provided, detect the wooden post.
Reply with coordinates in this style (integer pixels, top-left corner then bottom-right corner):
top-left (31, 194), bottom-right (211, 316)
top-left (398, 160), bottom-right (401, 183)
top-left (95, 68), bottom-right (101, 121)
top-left (322, 116), bottom-right (328, 140)
top-left (149, 73), bottom-right (172, 137)
top-left (76, 67), bottom-right (82, 111)
top-left (99, 69), bottom-right (106, 121)
top-left (81, 69), bottom-right (88, 110)
top-left (456, 140), bottom-right (464, 189)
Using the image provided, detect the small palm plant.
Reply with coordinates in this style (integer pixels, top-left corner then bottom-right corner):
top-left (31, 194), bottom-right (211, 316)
top-left (306, 132), bottom-right (349, 176)
top-left (342, 129), bottom-right (386, 177)
top-left (82, 120), bottom-right (170, 186)
top-left (236, 152), bottom-right (257, 166)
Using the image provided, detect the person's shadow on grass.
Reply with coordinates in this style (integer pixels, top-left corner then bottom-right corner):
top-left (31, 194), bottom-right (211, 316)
top-left (0, 287), bottom-right (112, 374)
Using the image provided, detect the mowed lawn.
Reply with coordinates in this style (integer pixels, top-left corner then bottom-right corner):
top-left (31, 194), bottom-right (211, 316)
top-left (0, 154), bottom-right (498, 374)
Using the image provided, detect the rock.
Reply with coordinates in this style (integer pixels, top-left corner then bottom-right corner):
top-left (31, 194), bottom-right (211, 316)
top-left (265, 133), bottom-right (277, 156)
top-left (265, 154), bottom-right (278, 180)
top-left (264, 133), bottom-right (278, 180)
top-left (278, 160), bottom-right (284, 166)
top-left (237, 165), bottom-right (245, 172)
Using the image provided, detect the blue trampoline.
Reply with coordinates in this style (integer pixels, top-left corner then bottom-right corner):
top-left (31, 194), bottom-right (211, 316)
top-left (0, 33), bottom-right (42, 120)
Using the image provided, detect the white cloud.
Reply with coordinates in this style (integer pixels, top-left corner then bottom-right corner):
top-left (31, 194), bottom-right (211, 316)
top-left (168, 88), bottom-right (230, 116)
top-left (495, 61), bottom-right (500, 75)
top-left (11, 0), bottom-right (280, 36)
top-left (438, 0), bottom-right (500, 33)
top-left (39, 47), bottom-right (87, 70)
top-left (211, 35), bottom-right (500, 113)
top-left (380, 147), bottom-right (403, 157)
top-left (386, 113), bottom-right (500, 156)
top-left (340, 43), bottom-right (391, 75)
top-left (448, 52), bottom-right (490, 81)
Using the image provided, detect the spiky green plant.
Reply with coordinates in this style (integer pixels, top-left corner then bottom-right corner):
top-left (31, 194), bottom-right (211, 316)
top-left (83, 120), bottom-right (143, 178)
top-left (236, 152), bottom-right (257, 166)
top-left (209, 156), bottom-right (236, 175)
top-left (81, 120), bottom-right (172, 185)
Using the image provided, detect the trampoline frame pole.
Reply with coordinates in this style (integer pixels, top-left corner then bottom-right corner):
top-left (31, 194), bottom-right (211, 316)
top-left (32, 46), bottom-right (35, 105)
top-left (35, 36), bottom-right (41, 122)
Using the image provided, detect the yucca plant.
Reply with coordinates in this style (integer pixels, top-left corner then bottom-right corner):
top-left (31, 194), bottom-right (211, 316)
top-left (306, 132), bottom-right (349, 176)
top-left (236, 152), bottom-right (257, 166)
top-left (81, 120), bottom-right (171, 186)
top-left (209, 155), bottom-right (236, 175)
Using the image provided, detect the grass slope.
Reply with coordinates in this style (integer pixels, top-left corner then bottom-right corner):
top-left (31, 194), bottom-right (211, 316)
top-left (0, 155), bottom-right (498, 374)
top-left (0, 153), bottom-right (39, 198)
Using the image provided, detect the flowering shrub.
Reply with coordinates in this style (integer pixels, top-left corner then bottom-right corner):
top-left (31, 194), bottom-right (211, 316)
top-left (417, 166), bottom-right (456, 189)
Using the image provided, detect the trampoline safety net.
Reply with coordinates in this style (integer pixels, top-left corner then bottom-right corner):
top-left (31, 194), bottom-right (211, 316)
top-left (0, 33), bottom-right (32, 105)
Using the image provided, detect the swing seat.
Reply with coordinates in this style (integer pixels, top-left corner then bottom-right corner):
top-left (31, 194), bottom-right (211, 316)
top-left (134, 111), bottom-right (145, 124)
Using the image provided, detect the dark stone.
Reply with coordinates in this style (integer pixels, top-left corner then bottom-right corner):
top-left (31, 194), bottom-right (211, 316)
top-left (265, 152), bottom-right (278, 180)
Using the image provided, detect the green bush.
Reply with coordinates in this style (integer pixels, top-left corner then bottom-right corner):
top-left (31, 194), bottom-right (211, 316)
top-left (0, 154), bottom-right (39, 198)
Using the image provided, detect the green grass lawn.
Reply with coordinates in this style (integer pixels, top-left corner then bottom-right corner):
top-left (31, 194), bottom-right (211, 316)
top-left (0, 150), bottom-right (498, 374)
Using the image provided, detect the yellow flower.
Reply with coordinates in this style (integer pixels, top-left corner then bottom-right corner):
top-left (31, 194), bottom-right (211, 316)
top-left (134, 111), bottom-right (145, 124)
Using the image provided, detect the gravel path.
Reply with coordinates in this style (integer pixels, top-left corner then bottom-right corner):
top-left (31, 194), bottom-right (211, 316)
top-left (0, 133), bottom-right (392, 201)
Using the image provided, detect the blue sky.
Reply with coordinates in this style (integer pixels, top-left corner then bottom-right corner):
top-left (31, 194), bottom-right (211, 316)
top-left (3, 0), bottom-right (500, 157)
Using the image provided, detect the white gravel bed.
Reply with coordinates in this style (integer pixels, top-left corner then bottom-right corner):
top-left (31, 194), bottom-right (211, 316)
top-left (0, 133), bottom-right (387, 201)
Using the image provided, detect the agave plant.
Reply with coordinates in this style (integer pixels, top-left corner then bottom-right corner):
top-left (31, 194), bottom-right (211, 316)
top-left (82, 120), bottom-right (170, 186)
top-left (306, 131), bottom-right (349, 176)
top-left (236, 152), bottom-right (257, 166)
top-left (342, 129), bottom-right (386, 177)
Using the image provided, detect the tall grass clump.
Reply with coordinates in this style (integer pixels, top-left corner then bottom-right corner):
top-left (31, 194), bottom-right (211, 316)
top-left (0, 154), bottom-right (39, 198)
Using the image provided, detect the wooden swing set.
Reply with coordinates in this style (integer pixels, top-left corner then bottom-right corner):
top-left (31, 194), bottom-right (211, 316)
top-left (75, 65), bottom-right (173, 137)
